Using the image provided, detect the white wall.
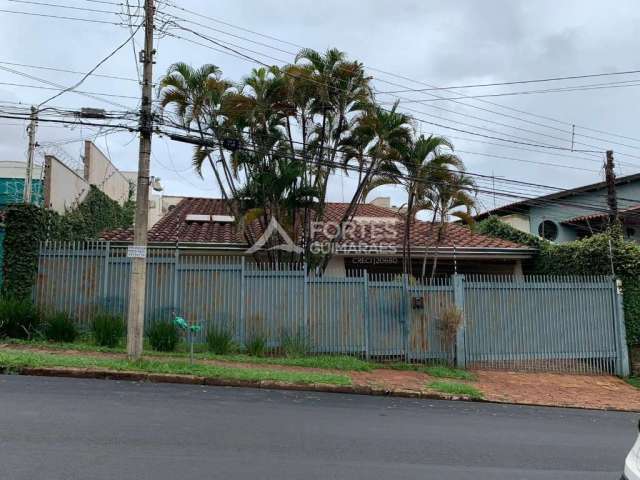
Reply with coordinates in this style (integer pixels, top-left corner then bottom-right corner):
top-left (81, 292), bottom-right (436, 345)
top-left (84, 141), bottom-right (132, 205)
top-left (500, 214), bottom-right (530, 233)
top-left (43, 155), bottom-right (89, 212)
top-left (0, 161), bottom-right (43, 180)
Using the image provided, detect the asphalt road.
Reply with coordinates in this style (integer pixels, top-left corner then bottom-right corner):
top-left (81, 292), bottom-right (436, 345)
top-left (0, 375), bottom-right (636, 480)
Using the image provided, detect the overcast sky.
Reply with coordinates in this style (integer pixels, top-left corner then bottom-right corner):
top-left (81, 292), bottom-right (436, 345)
top-left (1, 0), bottom-right (640, 212)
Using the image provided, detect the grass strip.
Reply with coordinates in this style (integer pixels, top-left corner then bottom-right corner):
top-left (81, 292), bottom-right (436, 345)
top-left (626, 377), bottom-right (640, 389)
top-left (0, 350), bottom-right (351, 386)
top-left (384, 361), bottom-right (476, 380)
top-left (424, 366), bottom-right (476, 381)
top-left (428, 380), bottom-right (483, 399)
top-left (3, 339), bottom-right (374, 371)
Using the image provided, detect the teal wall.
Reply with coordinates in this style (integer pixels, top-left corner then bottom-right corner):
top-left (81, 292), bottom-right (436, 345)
top-left (0, 178), bottom-right (43, 208)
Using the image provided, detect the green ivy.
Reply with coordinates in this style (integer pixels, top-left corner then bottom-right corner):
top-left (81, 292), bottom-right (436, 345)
top-left (477, 216), bottom-right (640, 344)
top-left (54, 186), bottom-right (134, 241)
top-left (1, 186), bottom-right (135, 299)
top-left (2, 204), bottom-right (56, 300)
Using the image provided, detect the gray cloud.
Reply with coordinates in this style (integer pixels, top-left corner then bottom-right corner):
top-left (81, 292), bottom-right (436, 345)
top-left (1, 0), bottom-right (639, 206)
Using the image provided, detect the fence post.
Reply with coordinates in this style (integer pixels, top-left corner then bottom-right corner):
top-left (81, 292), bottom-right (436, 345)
top-left (240, 256), bottom-right (246, 346)
top-left (614, 278), bottom-right (630, 377)
top-left (101, 241), bottom-right (110, 306)
top-left (402, 273), bottom-right (410, 362)
top-left (453, 274), bottom-right (466, 368)
top-left (363, 270), bottom-right (369, 360)
top-left (172, 246), bottom-right (179, 311)
top-left (303, 262), bottom-right (309, 340)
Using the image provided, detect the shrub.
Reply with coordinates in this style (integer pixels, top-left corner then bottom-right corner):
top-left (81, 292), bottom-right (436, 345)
top-left (206, 325), bottom-right (234, 354)
top-left (0, 297), bottom-right (40, 339)
top-left (245, 332), bottom-right (267, 357)
top-left (92, 313), bottom-right (125, 348)
top-left (148, 321), bottom-right (180, 352)
top-left (280, 329), bottom-right (310, 357)
top-left (43, 312), bottom-right (78, 342)
top-left (438, 306), bottom-right (463, 350)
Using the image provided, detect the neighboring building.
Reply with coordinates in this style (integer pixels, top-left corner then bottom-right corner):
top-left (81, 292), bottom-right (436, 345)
top-left (102, 197), bottom-right (535, 277)
top-left (0, 161), bottom-right (45, 207)
top-left (0, 141), bottom-right (167, 227)
top-left (475, 172), bottom-right (640, 243)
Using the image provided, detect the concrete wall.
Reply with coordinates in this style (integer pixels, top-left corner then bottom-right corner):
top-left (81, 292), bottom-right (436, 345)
top-left (43, 155), bottom-right (89, 212)
top-left (500, 214), bottom-right (530, 233)
top-left (84, 141), bottom-right (132, 205)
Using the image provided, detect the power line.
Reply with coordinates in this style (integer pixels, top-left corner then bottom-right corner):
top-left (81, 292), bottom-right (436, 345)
top-left (0, 60), bottom-right (139, 83)
top-left (159, 127), bottom-right (635, 216)
top-left (38, 21), bottom-right (143, 107)
top-left (382, 78), bottom-right (640, 102)
top-left (6, 0), bottom-right (140, 16)
top-left (163, 26), bottom-right (608, 156)
top-left (0, 7), bottom-right (128, 25)
top-left (0, 80), bottom-right (139, 101)
top-left (163, 23), bottom-right (637, 159)
top-left (155, 1), bottom-right (640, 147)
top-left (379, 69), bottom-right (640, 93)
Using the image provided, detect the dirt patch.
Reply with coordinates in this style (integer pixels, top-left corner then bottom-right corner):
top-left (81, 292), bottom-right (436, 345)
top-left (475, 370), bottom-right (640, 411)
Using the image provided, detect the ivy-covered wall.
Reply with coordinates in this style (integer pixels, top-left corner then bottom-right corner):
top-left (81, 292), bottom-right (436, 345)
top-left (2, 204), bottom-right (57, 299)
top-left (1, 186), bottom-right (135, 299)
top-left (477, 216), bottom-right (640, 345)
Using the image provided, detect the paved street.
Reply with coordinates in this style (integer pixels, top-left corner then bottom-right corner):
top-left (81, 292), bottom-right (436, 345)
top-left (0, 375), bottom-right (636, 479)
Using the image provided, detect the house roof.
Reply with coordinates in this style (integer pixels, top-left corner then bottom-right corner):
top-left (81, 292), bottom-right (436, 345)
top-left (562, 204), bottom-right (640, 225)
top-left (474, 172), bottom-right (640, 220)
top-left (102, 197), bottom-right (533, 254)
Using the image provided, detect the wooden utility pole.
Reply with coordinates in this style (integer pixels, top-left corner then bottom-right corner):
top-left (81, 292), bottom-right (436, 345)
top-left (605, 150), bottom-right (618, 226)
top-left (126, 0), bottom-right (155, 360)
top-left (23, 106), bottom-right (37, 204)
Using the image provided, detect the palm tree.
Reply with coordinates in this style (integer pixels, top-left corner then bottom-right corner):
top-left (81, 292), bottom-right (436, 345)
top-left (319, 100), bottom-right (413, 269)
top-left (294, 48), bottom-right (372, 200)
top-left (158, 62), bottom-right (237, 199)
top-left (420, 170), bottom-right (477, 280)
top-left (365, 135), bottom-right (465, 276)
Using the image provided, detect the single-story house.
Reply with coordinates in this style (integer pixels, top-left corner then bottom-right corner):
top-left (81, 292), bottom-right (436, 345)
top-left (102, 197), bottom-right (536, 277)
top-left (474, 172), bottom-right (640, 243)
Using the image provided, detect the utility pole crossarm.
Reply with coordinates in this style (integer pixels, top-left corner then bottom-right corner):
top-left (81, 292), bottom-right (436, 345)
top-left (126, 0), bottom-right (154, 360)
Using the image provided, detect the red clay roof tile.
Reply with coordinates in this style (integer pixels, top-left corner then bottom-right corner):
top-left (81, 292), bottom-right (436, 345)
top-left (101, 197), bottom-right (529, 250)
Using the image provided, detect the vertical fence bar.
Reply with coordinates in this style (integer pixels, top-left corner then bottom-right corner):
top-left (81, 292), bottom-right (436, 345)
top-left (239, 257), bottom-right (246, 346)
top-left (453, 273), bottom-right (466, 368)
top-left (303, 262), bottom-right (309, 344)
top-left (363, 270), bottom-right (369, 360)
top-left (614, 278), bottom-right (630, 377)
top-left (102, 241), bottom-right (110, 306)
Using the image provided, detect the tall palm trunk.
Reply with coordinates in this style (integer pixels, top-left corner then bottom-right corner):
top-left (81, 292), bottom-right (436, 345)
top-left (402, 190), bottom-right (415, 276)
top-left (421, 204), bottom-right (439, 280)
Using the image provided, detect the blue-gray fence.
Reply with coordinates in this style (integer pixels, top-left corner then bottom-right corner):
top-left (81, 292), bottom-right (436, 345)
top-left (33, 242), bottom-right (630, 376)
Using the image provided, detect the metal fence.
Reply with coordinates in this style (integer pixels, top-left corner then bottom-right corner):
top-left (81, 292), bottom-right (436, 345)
top-left (33, 242), bottom-right (630, 376)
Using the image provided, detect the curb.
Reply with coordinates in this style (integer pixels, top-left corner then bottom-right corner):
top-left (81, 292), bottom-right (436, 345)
top-left (2, 366), bottom-right (638, 413)
top-left (2, 365), bottom-right (475, 402)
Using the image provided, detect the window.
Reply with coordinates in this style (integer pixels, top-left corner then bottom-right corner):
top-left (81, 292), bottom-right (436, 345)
top-left (538, 220), bottom-right (558, 241)
top-left (627, 227), bottom-right (636, 238)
